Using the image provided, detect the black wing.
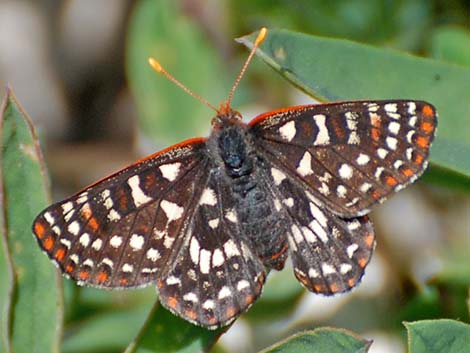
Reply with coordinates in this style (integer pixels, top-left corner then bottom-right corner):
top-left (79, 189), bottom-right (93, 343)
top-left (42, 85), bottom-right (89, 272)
top-left (32, 138), bottom-right (210, 288)
top-left (250, 100), bottom-right (437, 217)
top-left (157, 170), bottom-right (267, 328)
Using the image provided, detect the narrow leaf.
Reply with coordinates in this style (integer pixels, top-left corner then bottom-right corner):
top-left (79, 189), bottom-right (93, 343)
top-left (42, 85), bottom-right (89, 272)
top-left (0, 88), bottom-right (62, 353)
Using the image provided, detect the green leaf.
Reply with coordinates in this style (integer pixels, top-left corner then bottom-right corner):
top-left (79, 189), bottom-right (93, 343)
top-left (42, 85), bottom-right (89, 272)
top-left (62, 307), bottom-right (148, 353)
top-left (126, 0), bottom-right (229, 146)
top-left (431, 26), bottom-right (470, 67)
top-left (238, 29), bottom-right (470, 180)
top-left (405, 319), bottom-right (470, 353)
top-left (125, 303), bottom-right (224, 353)
top-left (0, 88), bottom-right (63, 353)
top-left (258, 328), bottom-right (371, 353)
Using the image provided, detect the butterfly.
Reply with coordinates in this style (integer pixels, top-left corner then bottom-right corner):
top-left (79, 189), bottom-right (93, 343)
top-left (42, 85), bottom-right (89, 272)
top-left (32, 28), bottom-right (437, 329)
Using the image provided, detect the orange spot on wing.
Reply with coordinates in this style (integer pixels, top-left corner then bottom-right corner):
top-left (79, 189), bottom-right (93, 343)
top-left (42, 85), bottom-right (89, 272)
top-left (43, 236), bottom-right (55, 251)
top-left (167, 296), bottom-right (178, 309)
top-left (385, 175), bottom-right (398, 187)
top-left (34, 221), bottom-right (46, 239)
top-left (371, 127), bottom-right (381, 142)
top-left (185, 309), bottom-right (197, 320)
top-left (79, 270), bottom-right (89, 280)
top-left (413, 153), bottom-right (424, 165)
top-left (65, 264), bottom-right (75, 273)
top-left (88, 217), bottom-right (99, 231)
top-left (420, 121), bottom-right (434, 134)
top-left (207, 316), bottom-right (218, 325)
top-left (329, 283), bottom-right (339, 293)
top-left (54, 248), bottom-right (66, 262)
top-left (347, 278), bottom-right (357, 288)
top-left (332, 119), bottom-right (345, 139)
top-left (372, 190), bottom-right (382, 200)
top-left (416, 135), bottom-right (429, 149)
top-left (119, 277), bottom-right (128, 286)
top-left (96, 271), bottom-right (109, 283)
top-left (313, 284), bottom-right (323, 292)
top-left (421, 105), bottom-right (434, 118)
top-left (226, 306), bottom-right (237, 319)
top-left (245, 294), bottom-right (254, 305)
top-left (364, 232), bottom-right (375, 247)
top-left (358, 257), bottom-right (368, 268)
top-left (401, 167), bottom-right (414, 177)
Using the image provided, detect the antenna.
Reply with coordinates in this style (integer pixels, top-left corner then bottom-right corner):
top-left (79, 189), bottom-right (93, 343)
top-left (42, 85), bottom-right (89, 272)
top-left (148, 27), bottom-right (268, 115)
top-left (148, 57), bottom-right (219, 113)
top-left (223, 27), bottom-right (267, 112)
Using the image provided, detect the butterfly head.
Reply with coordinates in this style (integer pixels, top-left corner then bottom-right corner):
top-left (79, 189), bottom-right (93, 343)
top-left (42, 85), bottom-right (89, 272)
top-left (211, 105), bottom-right (243, 130)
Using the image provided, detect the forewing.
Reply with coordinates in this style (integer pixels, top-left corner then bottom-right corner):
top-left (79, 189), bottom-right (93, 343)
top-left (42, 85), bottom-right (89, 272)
top-left (250, 100), bottom-right (437, 217)
top-left (157, 172), bottom-right (267, 329)
top-left (32, 139), bottom-right (209, 288)
top-left (265, 166), bottom-right (375, 294)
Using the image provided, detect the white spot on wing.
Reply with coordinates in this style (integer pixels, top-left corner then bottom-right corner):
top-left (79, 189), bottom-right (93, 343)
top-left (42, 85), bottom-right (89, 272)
top-left (129, 234), bottom-right (144, 251)
top-left (212, 249), bottom-right (224, 267)
top-left (386, 136), bottom-right (398, 150)
top-left (203, 299), bottom-right (215, 310)
top-left (271, 168), bottom-right (287, 186)
top-left (340, 263), bottom-right (352, 274)
top-left (313, 114), bottom-right (330, 145)
top-left (122, 263), bottom-right (134, 273)
top-left (208, 218), bottom-right (220, 229)
top-left (338, 164), bottom-right (353, 179)
top-left (68, 221), bottom-right (80, 236)
top-left (199, 249), bottom-right (211, 274)
top-left (279, 121), bottom-right (296, 141)
top-left (146, 248), bottom-right (160, 262)
top-left (110, 235), bottom-right (123, 248)
top-left (308, 268), bottom-right (319, 278)
top-left (336, 185), bottom-right (347, 198)
top-left (347, 243), bottom-right (359, 258)
top-left (79, 233), bottom-right (90, 247)
top-left (356, 153), bottom-right (370, 165)
top-left (388, 121), bottom-right (400, 135)
top-left (310, 220), bottom-right (328, 243)
top-left (166, 276), bottom-right (181, 286)
top-left (183, 292), bottom-right (198, 303)
top-left (322, 263), bottom-right (336, 275)
top-left (127, 175), bottom-right (152, 207)
top-left (218, 286), bottom-right (231, 299)
top-left (199, 188), bottom-right (217, 206)
top-left (297, 151), bottom-right (313, 176)
top-left (190, 237), bottom-right (200, 264)
top-left (159, 162), bottom-right (181, 181)
top-left (225, 209), bottom-right (237, 223)
top-left (377, 148), bottom-right (388, 159)
top-left (160, 200), bottom-right (184, 221)
top-left (237, 280), bottom-right (250, 291)
top-left (223, 239), bottom-right (241, 258)
top-left (101, 258), bottom-right (114, 268)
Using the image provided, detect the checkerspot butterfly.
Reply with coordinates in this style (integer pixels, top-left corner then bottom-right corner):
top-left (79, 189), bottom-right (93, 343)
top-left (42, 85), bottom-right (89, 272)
top-left (32, 28), bottom-right (437, 328)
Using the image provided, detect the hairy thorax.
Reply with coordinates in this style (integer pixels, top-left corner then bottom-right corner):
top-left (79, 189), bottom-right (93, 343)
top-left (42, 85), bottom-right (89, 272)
top-left (208, 113), bottom-right (288, 270)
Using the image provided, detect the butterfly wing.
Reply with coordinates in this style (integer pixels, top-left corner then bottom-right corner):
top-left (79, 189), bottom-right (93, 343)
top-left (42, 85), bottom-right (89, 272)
top-left (32, 138), bottom-right (211, 288)
top-left (250, 100), bottom-right (437, 217)
top-left (263, 164), bottom-right (375, 294)
top-left (157, 171), bottom-right (267, 328)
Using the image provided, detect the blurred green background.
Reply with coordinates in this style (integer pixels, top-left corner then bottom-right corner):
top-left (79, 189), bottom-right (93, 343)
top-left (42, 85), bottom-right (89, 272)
top-left (0, 1), bottom-right (469, 352)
